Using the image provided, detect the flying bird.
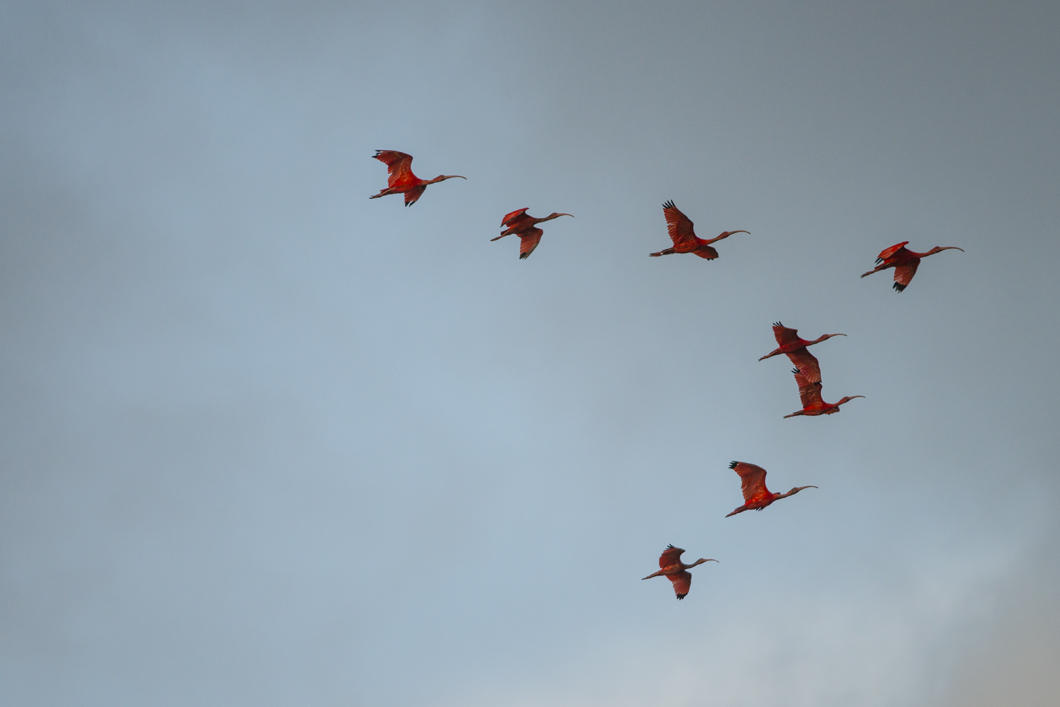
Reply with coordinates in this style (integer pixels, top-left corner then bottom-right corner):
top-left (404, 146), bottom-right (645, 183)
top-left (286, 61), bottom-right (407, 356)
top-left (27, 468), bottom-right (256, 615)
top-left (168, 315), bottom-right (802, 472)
top-left (490, 208), bottom-right (573, 259)
top-left (784, 367), bottom-right (864, 418)
top-left (369, 150), bottom-right (466, 206)
top-left (860, 241), bottom-right (964, 292)
top-left (641, 544), bottom-right (717, 599)
top-left (649, 200), bottom-right (749, 259)
top-left (725, 461), bottom-right (817, 517)
top-left (759, 322), bottom-right (846, 384)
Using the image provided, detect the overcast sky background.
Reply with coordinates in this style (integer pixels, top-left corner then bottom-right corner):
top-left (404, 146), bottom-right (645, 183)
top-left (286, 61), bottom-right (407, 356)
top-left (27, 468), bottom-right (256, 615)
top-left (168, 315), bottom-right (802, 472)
top-left (3, 1), bottom-right (1059, 705)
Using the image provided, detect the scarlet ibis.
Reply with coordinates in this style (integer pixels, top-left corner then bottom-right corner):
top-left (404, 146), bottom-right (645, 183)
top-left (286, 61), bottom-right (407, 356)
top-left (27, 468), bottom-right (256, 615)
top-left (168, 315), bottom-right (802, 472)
top-left (641, 544), bottom-right (717, 600)
top-left (759, 322), bottom-right (846, 384)
top-left (725, 461), bottom-right (817, 517)
top-left (369, 150), bottom-right (466, 206)
top-left (649, 200), bottom-right (748, 259)
top-left (784, 367), bottom-right (864, 418)
top-left (860, 241), bottom-right (964, 291)
top-left (490, 208), bottom-right (573, 259)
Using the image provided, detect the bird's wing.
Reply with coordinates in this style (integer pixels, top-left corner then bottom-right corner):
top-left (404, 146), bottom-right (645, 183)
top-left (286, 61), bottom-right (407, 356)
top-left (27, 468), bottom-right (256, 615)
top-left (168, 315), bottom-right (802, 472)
top-left (373, 150), bottom-right (415, 186)
top-left (662, 200), bottom-right (696, 247)
top-left (772, 322), bottom-right (800, 346)
top-left (518, 228), bottom-right (543, 259)
top-left (659, 544), bottom-right (684, 569)
top-left (693, 245), bottom-right (719, 260)
top-left (787, 349), bottom-right (821, 384)
top-left (404, 185), bottom-right (426, 206)
top-left (730, 461), bottom-right (769, 504)
top-left (876, 241), bottom-right (910, 263)
top-left (893, 261), bottom-right (919, 291)
top-left (668, 570), bottom-right (692, 599)
top-left (793, 368), bottom-right (824, 408)
top-left (501, 208), bottom-right (530, 227)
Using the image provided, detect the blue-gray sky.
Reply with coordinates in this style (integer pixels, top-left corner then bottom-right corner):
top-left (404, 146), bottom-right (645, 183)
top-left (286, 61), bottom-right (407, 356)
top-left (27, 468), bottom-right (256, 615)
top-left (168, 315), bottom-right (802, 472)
top-left (3, 1), bottom-right (1059, 705)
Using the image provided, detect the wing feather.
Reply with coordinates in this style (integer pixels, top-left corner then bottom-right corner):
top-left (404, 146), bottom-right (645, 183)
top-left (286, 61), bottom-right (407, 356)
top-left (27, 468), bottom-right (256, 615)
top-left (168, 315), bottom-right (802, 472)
top-left (662, 200), bottom-right (696, 247)
top-left (730, 461), bottom-right (770, 503)
top-left (658, 544), bottom-right (684, 569)
top-left (668, 570), bottom-right (692, 599)
top-left (373, 150), bottom-right (415, 186)
top-left (893, 261), bottom-right (919, 291)
top-left (502, 208), bottom-right (530, 227)
top-left (518, 228), bottom-right (543, 259)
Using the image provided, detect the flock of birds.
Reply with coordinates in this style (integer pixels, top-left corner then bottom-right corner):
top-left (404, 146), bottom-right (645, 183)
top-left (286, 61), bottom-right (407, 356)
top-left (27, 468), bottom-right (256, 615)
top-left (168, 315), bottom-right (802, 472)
top-left (370, 148), bottom-right (965, 600)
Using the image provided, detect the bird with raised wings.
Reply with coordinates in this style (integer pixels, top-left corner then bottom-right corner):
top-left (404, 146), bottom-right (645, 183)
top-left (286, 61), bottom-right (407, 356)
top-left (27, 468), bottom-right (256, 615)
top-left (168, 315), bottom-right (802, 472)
top-left (759, 321), bottom-right (846, 384)
top-left (724, 461), bottom-right (817, 517)
top-left (649, 200), bottom-right (749, 259)
top-left (490, 208), bottom-right (573, 259)
top-left (641, 545), bottom-right (717, 599)
top-left (368, 150), bottom-right (466, 206)
top-left (784, 367), bottom-right (864, 418)
top-left (860, 241), bottom-right (964, 292)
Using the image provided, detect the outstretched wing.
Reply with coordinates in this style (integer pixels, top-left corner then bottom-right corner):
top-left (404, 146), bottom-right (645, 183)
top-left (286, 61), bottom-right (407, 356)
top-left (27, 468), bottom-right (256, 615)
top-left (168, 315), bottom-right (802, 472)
top-left (373, 150), bottom-right (415, 186)
top-left (668, 570), bottom-right (692, 599)
top-left (876, 241), bottom-right (910, 264)
top-left (658, 544), bottom-right (684, 569)
top-left (692, 245), bottom-right (720, 260)
top-left (792, 367), bottom-right (823, 408)
top-left (662, 200), bottom-right (696, 247)
top-left (501, 208), bottom-right (530, 227)
top-left (403, 185), bottom-right (426, 206)
top-left (518, 228), bottom-right (543, 259)
top-left (772, 322), bottom-right (800, 347)
top-left (787, 348), bottom-right (821, 384)
top-left (893, 261), bottom-right (919, 292)
top-left (729, 461), bottom-right (770, 503)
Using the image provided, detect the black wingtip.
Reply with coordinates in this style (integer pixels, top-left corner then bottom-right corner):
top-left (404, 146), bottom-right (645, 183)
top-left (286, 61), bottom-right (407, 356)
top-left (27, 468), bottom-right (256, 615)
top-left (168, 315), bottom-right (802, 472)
top-left (791, 367), bottom-right (801, 374)
top-left (662, 199), bottom-right (675, 210)
top-left (519, 253), bottom-right (529, 260)
top-left (772, 321), bottom-right (783, 327)
top-left (893, 282), bottom-right (905, 292)
top-left (728, 460), bottom-right (738, 469)
top-left (666, 543), bottom-right (676, 549)
top-left (676, 594), bottom-right (686, 600)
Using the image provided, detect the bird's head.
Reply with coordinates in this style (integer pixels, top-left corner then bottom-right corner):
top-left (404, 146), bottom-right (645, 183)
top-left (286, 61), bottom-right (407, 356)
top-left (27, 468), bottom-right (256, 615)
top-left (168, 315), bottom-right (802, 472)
top-left (788, 485), bottom-right (818, 495)
top-left (837, 395), bottom-right (865, 406)
top-left (433, 174), bottom-right (467, 183)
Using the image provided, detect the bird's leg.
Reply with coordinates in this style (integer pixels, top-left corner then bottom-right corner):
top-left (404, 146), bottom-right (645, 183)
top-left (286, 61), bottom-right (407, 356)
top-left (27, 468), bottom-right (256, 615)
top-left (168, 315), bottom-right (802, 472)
top-left (369, 186), bottom-right (398, 199)
top-left (649, 248), bottom-right (675, 257)
top-left (725, 505), bottom-right (749, 518)
top-left (860, 264), bottom-right (890, 278)
top-left (641, 569), bottom-right (665, 580)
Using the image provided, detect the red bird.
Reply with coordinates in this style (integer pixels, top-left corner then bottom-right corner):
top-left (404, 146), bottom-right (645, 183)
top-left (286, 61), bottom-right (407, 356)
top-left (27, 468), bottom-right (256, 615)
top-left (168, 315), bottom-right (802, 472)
top-left (649, 200), bottom-right (749, 259)
top-left (369, 150), bottom-right (466, 206)
top-left (784, 367), bottom-right (864, 418)
top-left (759, 321), bottom-right (846, 384)
top-left (641, 544), bottom-right (717, 600)
top-left (725, 461), bottom-right (817, 517)
top-left (490, 208), bottom-right (573, 259)
top-left (860, 241), bottom-right (964, 292)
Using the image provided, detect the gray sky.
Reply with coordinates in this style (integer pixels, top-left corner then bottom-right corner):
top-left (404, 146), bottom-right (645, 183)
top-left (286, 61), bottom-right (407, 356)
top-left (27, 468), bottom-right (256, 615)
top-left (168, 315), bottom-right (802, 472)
top-left (3, 1), bottom-right (1058, 705)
